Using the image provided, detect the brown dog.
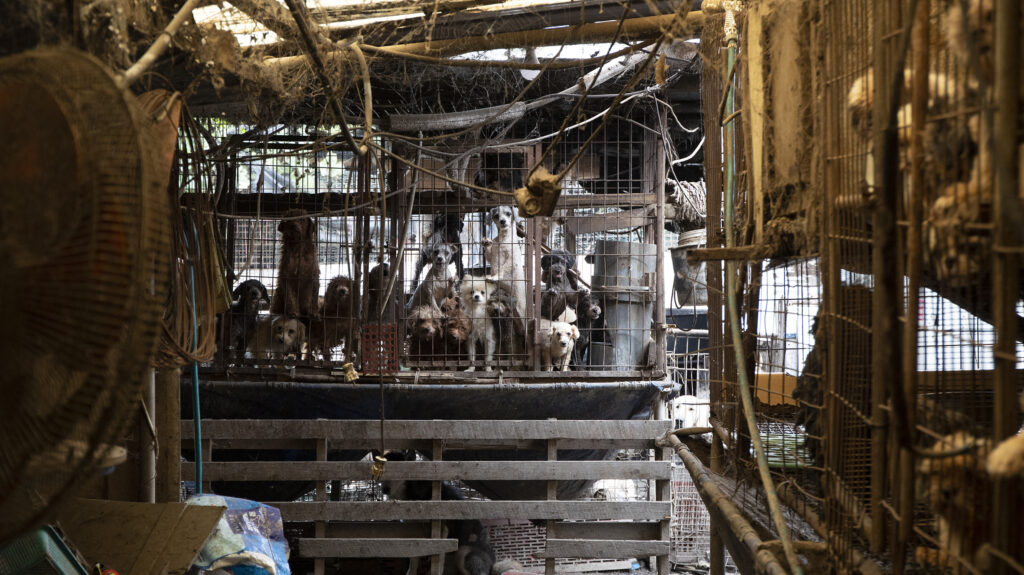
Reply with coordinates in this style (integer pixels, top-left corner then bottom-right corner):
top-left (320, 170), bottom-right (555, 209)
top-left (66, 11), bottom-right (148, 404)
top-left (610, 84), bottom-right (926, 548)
top-left (309, 276), bottom-right (358, 361)
top-left (271, 209), bottom-right (319, 318)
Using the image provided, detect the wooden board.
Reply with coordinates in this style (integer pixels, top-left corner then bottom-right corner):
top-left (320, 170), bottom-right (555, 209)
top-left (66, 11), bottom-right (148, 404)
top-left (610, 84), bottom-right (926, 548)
top-left (272, 501), bottom-right (671, 522)
top-left (550, 521), bottom-right (662, 541)
top-left (534, 539), bottom-right (670, 558)
top-left (57, 499), bottom-right (224, 575)
top-left (180, 437), bottom-right (660, 451)
top-left (181, 419), bottom-right (671, 441)
top-left (325, 522), bottom-right (432, 538)
top-left (298, 538), bottom-right (458, 558)
top-left (184, 460), bottom-right (671, 482)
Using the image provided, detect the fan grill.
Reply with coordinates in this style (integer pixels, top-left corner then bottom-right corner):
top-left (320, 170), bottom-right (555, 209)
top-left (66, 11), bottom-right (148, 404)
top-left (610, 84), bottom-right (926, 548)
top-left (0, 49), bottom-right (170, 541)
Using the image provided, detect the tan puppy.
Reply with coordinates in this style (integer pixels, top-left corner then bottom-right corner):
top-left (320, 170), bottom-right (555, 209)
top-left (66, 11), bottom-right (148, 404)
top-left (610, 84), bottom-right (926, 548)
top-left (538, 319), bottom-right (579, 371)
top-left (248, 315), bottom-right (306, 360)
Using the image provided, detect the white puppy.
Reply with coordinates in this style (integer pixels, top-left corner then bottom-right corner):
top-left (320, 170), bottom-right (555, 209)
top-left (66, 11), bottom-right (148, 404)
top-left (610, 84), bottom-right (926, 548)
top-left (460, 275), bottom-right (496, 372)
top-left (538, 319), bottom-right (579, 371)
top-left (248, 314), bottom-right (306, 359)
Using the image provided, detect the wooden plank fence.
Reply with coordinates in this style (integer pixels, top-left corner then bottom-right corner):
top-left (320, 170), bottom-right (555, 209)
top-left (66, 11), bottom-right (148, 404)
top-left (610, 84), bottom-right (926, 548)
top-left (180, 419), bottom-right (672, 575)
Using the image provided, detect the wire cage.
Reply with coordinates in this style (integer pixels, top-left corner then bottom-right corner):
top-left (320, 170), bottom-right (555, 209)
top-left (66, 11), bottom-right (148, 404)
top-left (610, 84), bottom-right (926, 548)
top-left (206, 102), bottom-right (669, 379)
top-left (696, 0), bottom-right (1023, 572)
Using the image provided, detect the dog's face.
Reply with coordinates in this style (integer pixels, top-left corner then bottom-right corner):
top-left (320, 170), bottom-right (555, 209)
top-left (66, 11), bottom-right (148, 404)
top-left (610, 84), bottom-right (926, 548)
top-left (427, 243), bottom-right (455, 266)
top-left (408, 305), bottom-right (443, 340)
top-left (235, 280), bottom-right (269, 313)
top-left (547, 262), bottom-right (569, 286)
top-left (272, 316), bottom-right (304, 347)
top-left (278, 210), bottom-right (315, 242)
top-left (581, 292), bottom-right (602, 320)
top-left (461, 277), bottom-right (491, 305)
top-left (489, 206), bottom-right (516, 232)
top-left (549, 322), bottom-right (579, 352)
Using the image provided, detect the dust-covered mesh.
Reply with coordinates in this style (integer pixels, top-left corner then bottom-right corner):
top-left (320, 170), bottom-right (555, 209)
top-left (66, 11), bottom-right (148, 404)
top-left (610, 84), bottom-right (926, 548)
top-left (0, 49), bottom-right (170, 540)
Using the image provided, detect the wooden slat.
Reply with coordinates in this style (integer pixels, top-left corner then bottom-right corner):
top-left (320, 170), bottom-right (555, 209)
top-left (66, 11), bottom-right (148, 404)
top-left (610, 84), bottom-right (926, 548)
top-left (298, 538), bottom-right (458, 558)
top-left (534, 539), bottom-right (670, 559)
top-left (550, 522), bottom-right (662, 541)
top-left (181, 419), bottom-right (671, 442)
top-left (183, 460), bottom-right (670, 482)
top-left (180, 437), bottom-right (659, 450)
top-left (273, 501), bottom-right (671, 522)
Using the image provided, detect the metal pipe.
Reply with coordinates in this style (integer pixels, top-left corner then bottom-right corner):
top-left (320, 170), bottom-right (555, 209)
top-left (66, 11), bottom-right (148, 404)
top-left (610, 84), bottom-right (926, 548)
top-left (721, 16), bottom-right (803, 573)
top-left (660, 433), bottom-right (789, 575)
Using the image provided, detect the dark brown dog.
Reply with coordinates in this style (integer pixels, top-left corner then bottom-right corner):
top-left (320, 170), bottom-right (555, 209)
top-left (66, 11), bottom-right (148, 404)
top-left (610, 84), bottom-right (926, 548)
top-left (440, 290), bottom-right (470, 363)
top-left (407, 304), bottom-right (448, 365)
top-left (270, 209), bottom-right (319, 318)
top-left (309, 276), bottom-right (357, 361)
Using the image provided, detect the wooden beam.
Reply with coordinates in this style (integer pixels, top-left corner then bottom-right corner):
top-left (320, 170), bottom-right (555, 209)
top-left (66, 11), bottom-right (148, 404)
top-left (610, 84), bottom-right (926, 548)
top-left (535, 539), bottom-right (669, 559)
top-left (326, 523), bottom-right (432, 538)
top-left (207, 192), bottom-right (659, 218)
top-left (298, 538), bottom-right (458, 558)
top-left (272, 500), bottom-right (671, 522)
top-left (184, 460), bottom-right (671, 482)
top-left (155, 368), bottom-right (181, 503)
top-left (265, 12), bottom-right (703, 69)
top-left (181, 437), bottom-right (659, 451)
top-left (181, 419), bottom-right (672, 441)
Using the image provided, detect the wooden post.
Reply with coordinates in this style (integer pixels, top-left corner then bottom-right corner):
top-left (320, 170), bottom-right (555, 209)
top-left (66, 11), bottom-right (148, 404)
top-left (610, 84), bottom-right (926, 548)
top-left (201, 438), bottom-right (213, 494)
top-left (992, 0), bottom-right (1021, 569)
top-left (655, 445), bottom-right (670, 575)
top-left (431, 438), bottom-right (444, 575)
top-left (315, 437), bottom-right (328, 575)
top-left (709, 435), bottom-right (725, 575)
top-left (653, 106), bottom-right (668, 376)
top-left (140, 368), bottom-right (157, 503)
top-left (545, 427), bottom-right (558, 575)
top-left (155, 368), bottom-right (181, 503)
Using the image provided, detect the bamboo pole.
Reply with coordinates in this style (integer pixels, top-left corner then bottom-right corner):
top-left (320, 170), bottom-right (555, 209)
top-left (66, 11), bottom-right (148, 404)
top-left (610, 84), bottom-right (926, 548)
top-left (709, 434), bottom-right (725, 575)
top-left (117, 0), bottom-right (201, 88)
top-left (659, 433), bottom-right (790, 575)
top-left (991, 0), bottom-right (1021, 569)
top-left (897, 0), bottom-right (929, 571)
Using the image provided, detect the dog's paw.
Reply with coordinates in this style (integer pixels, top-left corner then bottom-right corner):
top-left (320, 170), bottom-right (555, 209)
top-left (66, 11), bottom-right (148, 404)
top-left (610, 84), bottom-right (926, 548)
top-left (483, 366), bottom-right (492, 372)
top-left (465, 366), bottom-right (476, 372)
top-left (915, 546), bottom-right (943, 566)
top-left (987, 434), bottom-right (1024, 477)
top-left (481, 238), bottom-right (494, 249)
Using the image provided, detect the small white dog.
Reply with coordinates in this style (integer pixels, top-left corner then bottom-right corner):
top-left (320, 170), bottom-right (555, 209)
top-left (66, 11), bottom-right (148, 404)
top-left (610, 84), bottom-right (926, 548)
top-left (247, 314), bottom-right (306, 359)
top-left (460, 275), bottom-right (496, 372)
top-left (538, 319), bottom-right (579, 371)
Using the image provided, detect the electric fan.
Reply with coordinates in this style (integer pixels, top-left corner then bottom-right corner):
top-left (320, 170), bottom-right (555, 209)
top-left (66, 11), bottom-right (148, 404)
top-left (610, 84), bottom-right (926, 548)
top-left (0, 48), bottom-right (171, 542)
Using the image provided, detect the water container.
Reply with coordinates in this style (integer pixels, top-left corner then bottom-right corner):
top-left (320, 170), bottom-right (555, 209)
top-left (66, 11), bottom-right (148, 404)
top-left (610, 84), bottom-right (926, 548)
top-left (589, 241), bottom-right (657, 370)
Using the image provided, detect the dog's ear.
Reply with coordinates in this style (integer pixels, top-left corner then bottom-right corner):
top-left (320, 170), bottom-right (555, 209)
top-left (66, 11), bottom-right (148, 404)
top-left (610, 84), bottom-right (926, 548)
top-left (304, 217), bottom-right (317, 241)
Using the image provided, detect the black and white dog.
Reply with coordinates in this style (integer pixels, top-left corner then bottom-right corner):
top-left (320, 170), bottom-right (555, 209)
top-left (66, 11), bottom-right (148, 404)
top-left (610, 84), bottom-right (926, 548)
top-left (411, 214), bottom-right (464, 294)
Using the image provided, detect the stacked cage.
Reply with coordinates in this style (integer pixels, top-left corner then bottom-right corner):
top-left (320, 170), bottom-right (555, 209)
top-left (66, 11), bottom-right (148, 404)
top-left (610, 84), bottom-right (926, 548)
top-left (209, 105), bottom-right (668, 379)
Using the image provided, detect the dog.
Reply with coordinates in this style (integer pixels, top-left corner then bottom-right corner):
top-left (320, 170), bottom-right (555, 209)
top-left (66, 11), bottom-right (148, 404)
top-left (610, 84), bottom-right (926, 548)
top-left (484, 206), bottom-right (527, 361)
top-left (572, 290), bottom-right (602, 367)
top-left (407, 304), bottom-right (451, 364)
top-left (411, 214), bottom-right (464, 293)
top-left (309, 276), bottom-right (357, 361)
top-left (407, 243), bottom-right (458, 312)
top-left (366, 262), bottom-right (390, 319)
top-left (270, 209), bottom-right (319, 318)
top-left (460, 275), bottom-right (496, 371)
top-left (227, 279), bottom-right (269, 360)
top-left (247, 314), bottom-right (306, 360)
top-left (538, 319), bottom-right (579, 371)
top-left (440, 287), bottom-right (470, 360)
top-left (486, 283), bottom-right (527, 367)
top-left (380, 452), bottom-right (496, 575)
top-left (916, 432), bottom-right (993, 573)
